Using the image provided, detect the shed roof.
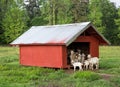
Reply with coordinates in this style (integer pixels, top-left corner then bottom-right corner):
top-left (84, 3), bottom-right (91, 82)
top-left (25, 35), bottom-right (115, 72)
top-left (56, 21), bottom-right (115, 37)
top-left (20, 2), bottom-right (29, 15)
top-left (10, 22), bottom-right (110, 46)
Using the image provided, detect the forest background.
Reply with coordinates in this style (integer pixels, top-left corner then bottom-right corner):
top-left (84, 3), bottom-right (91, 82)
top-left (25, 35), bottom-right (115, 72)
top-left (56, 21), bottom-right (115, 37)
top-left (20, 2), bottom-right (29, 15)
top-left (0, 0), bottom-right (120, 45)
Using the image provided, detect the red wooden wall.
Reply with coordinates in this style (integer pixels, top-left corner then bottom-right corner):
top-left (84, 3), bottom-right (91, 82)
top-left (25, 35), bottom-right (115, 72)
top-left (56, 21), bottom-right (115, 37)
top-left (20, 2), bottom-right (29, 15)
top-left (20, 45), bottom-right (67, 68)
top-left (74, 36), bottom-right (99, 57)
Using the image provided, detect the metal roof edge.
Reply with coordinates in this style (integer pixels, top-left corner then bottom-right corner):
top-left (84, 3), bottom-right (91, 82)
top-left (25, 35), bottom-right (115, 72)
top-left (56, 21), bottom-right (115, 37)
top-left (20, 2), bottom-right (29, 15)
top-left (66, 22), bottom-right (91, 46)
top-left (10, 26), bottom-right (35, 45)
top-left (10, 43), bottom-right (66, 46)
top-left (66, 22), bottom-right (110, 46)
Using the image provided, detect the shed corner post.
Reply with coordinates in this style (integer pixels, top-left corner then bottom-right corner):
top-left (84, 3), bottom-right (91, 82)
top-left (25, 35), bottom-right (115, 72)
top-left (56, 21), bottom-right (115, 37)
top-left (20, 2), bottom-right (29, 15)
top-left (61, 45), bottom-right (67, 68)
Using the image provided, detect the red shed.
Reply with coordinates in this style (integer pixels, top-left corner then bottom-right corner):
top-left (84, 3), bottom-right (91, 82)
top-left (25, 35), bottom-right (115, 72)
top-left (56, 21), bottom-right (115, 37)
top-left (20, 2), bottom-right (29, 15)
top-left (11, 22), bottom-right (110, 68)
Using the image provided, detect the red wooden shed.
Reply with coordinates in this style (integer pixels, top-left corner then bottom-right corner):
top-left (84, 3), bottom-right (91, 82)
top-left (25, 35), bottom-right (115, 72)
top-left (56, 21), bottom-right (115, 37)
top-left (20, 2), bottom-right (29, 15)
top-left (11, 22), bottom-right (110, 68)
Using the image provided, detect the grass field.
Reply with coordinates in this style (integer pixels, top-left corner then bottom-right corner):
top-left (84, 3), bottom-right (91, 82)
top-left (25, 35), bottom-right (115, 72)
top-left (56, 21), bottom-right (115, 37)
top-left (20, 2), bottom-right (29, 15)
top-left (0, 46), bottom-right (120, 87)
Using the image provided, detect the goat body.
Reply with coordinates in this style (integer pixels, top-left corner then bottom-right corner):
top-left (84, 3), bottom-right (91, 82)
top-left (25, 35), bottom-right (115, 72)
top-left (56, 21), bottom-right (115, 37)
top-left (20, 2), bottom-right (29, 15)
top-left (88, 57), bottom-right (99, 70)
top-left (84, 60), bottom-right (89, 70)
top-left (72, 62), bottom-right (83, 71)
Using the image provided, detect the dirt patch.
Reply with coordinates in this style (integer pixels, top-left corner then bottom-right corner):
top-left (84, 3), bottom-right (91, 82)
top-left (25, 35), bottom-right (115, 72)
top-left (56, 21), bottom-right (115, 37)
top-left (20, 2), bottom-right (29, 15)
top-left (64, 69), bottom-right (74, 74)
top-left (98, 73), bottom-right (114, 80)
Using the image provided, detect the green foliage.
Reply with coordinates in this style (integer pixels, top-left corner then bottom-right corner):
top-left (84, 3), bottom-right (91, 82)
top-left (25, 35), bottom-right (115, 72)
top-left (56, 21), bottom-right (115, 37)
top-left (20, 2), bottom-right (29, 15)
top-left (115, 8), bottom-right (120, 42)
top-left (24, 0), bottom-right (41, 19)
top-left (100, 0), bottom-right (119, 45)
top-left (2, 7), bottom-right (27, 44)
top-left (40, 0), bottom-right (89, 25)
top-left (69, 0), bottom-right (89, 23)
top-left (88, 0), bottom-right (104, 33)
top-left (0, 0), bottom-right (13, 44)
top-left (0, 0), bottom-right (28, 44)
top-left (31, 16), bottom-right (48, 26)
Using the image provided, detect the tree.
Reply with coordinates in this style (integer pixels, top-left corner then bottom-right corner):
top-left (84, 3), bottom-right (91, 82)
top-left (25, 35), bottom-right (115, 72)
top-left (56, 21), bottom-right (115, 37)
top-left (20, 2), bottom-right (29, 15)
top-left (2, 2), bottom-right (27, 44)
top-left (115, 7), bottom-right (120, 45)
top-left (88, 0), bottom-right (118, 45)
top-left (0, 0), bottom-right (15, 44)
top-left (31, 16), bottom-right (48, 26)
top-left (116, 8), bottom-right (120, 38)
top-left (100, 0), bottom-right (118, 45)
top-left (88, 0), bottom-right (104, 33)
top-left (40, 0), bottom-right (89, 25)
top-left (24, 0), bottom-right (40, 19)
top-left (69, 0), bottom-right (89, 23)
top-left (39, 0), bottom-right (70, 25)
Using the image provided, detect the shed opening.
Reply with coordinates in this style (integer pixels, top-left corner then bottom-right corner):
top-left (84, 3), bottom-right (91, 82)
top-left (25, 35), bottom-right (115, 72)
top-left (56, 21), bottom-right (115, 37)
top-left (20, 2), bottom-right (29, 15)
top-left (67, 42), bottom-right (90, 65)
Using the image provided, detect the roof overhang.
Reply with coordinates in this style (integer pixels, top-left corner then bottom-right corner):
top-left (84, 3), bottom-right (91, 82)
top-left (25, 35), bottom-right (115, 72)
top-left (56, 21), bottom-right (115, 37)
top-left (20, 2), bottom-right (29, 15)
top-left (66, 23), bottom-right (110, 46)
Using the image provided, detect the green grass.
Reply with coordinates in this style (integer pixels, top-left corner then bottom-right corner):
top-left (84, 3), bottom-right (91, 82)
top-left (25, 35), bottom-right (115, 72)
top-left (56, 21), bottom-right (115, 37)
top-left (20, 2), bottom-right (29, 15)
top-left (73, 71), bottom-right (101, 81)
top-left (100, 46), bottom-right (120, 59)
top-left (0, 46), bottom-right (120, 87)
top-left (98, 46), bottom-right (120, 75)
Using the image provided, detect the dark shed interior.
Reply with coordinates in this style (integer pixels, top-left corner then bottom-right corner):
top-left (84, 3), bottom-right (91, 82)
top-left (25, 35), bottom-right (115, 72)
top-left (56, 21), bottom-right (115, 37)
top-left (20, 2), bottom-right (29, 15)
top-left (67, 42), bottom-right (90, 54)
top-left (67, 42), bottom-right (90, 65)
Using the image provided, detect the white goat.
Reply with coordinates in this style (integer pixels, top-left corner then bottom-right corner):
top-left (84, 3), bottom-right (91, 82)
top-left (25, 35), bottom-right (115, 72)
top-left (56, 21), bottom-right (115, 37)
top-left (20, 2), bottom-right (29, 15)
top-left (71, 61), bottom-right (83, 71)
top-left (70, 50), bottom-right (76, 64)
top-left (84, 60), bottom-right (89, 70)
top-left (87, 54), bottom-right (91, 59)
top-left (88, 57), bottom-right (99, 70)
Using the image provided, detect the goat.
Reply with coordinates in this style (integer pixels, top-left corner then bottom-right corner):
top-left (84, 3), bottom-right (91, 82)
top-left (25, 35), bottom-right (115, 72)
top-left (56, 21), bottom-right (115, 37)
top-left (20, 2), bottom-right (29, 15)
top-left (84, 60), bottom-right (89, 70)
top-left (88, 56), bottom-right (99, 70)
top-left (87, 54), bottom-right (91, 59)
top-left (71, 60), bottom-right (83, 71)
top-left (70, 50), bottom-right (76, 64)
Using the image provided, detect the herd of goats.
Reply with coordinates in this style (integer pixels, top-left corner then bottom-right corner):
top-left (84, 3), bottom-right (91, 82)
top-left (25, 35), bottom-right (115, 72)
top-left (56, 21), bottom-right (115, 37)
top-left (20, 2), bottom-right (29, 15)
top-left (69, 49), bottom-right (99, 71)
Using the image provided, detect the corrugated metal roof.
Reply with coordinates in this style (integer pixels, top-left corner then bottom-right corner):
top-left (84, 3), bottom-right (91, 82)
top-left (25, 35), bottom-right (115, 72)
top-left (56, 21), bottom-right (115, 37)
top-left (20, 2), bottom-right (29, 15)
top-left (10, 22), bottom-right (110, 46)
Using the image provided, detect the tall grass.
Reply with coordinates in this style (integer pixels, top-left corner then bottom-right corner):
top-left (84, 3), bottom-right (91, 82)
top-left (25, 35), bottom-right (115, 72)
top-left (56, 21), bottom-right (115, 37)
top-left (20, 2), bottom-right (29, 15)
top-left (0, 46), bottom-right (120, 87)
top-left (99, 46), bottom-right (120, 75)
top-left (100, 46), bottom-right (120, 59)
